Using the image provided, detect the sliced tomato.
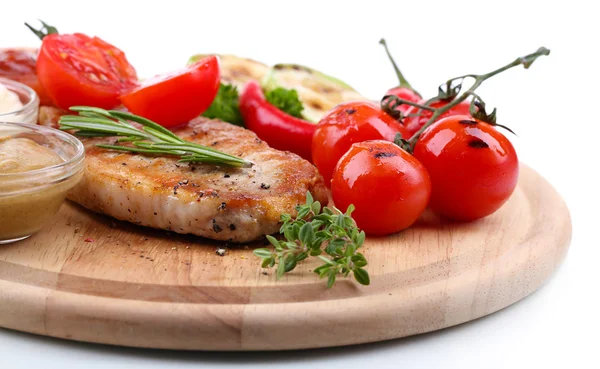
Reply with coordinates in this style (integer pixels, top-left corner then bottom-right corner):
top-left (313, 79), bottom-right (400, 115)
top-left (120, 56), bottom-right (220, 128)
top-left (0, 48), bottom-right (53, 106)
top-left (36, 33), bottom-right (138, 109)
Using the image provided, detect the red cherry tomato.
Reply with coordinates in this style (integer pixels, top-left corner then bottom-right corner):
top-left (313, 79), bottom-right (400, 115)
top-left (312, 101), bottom-right (408, 186)
top-left (403, 99), bottom-right (471, 136)
top-left (36, 33), bottom-right (138, 109)
top-left (331, 140), bottom-right (431, 235)
top-left (121, 56), bottom-right (220, 128)
top-left (413, 115), bottom-right (519, 221)
top-left (385, 86), bottom-right (421, 113)
top-left (0, 48), bottom-right (53, 106)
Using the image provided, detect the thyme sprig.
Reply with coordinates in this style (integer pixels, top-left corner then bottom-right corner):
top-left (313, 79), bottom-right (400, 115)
top-left (59, 107), bottom-right (252, 168)
top-left (254, 192), bottom-right (369, 288)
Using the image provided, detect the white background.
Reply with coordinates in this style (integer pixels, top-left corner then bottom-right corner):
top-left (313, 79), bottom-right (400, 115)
top-left (1, 0), bottom-right (598, 368)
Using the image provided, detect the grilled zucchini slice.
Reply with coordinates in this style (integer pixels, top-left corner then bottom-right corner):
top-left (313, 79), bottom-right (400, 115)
top-left (262, 64), bottom-right (366, 122)
top-left (188, 54), bottom-right (269, 88)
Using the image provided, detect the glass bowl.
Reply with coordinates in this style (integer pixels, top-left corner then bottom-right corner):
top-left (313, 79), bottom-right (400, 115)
top-left (0, 77), bottom-right (40, 125)
top-left (0, 122), bottom-right (85, 244)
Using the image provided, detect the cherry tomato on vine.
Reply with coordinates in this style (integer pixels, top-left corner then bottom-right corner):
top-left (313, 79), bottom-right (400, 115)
top-left (36, 33), bottom-right (138, 109)
top-left (385, 87), bottom-right (421, 113)
top-left (0, 48), bottom-right (53, 106)
top-left (413, 115), bottom-right (519, 221)
top-left (121, 56), bottom-right (220, 128)
top-left (312, 101), bottom-right (408, 186)
top-left (331, 140), bottom-right (431, 235)
top-left (403, 99), bottom-right (471, 136)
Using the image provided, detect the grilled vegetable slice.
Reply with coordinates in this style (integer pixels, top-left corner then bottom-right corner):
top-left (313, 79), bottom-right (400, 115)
top-left (188, 54), bottom-right (269, 88)
top-left (262, 64), bottom-right (366, 122)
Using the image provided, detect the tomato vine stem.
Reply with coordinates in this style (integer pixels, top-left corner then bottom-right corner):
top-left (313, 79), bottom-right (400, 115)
top-left (395, 47), bottom-right (550, 149)
top-left (382, 95), bottom-right (435, 118)
top-left (25, 20), bottom-right (59, 40)
top-left (379, 38), bottom-right (418, 94)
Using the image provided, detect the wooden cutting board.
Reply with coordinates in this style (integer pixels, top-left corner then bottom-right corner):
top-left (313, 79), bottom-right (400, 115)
top-left (0, 164), bottom-right (571, 351)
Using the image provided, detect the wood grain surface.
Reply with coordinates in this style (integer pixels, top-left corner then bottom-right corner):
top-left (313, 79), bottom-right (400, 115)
top-left (0, 164), bottom-right (571, 351)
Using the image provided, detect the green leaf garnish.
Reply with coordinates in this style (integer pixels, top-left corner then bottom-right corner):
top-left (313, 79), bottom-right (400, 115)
top-left (201, 83), bottom-right (244, 126)
top-left (265, 87), bottom-right (305, 119)
top-left (253, 192), bottom-right (369, 288)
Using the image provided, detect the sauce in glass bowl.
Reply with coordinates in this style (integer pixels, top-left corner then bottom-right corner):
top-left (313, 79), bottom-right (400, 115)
top-left (0, 136), bottom-right (64, 172)
top-left (0, 122), bottom-right (84, 244)
top-left (0, 77), bottom-right (39, 124)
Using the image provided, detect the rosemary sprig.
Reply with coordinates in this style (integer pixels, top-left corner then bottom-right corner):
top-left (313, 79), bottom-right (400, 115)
top-left (254, 192), bottom-right (369, 288)
top-left (58, 107), bottom-right (253, 168)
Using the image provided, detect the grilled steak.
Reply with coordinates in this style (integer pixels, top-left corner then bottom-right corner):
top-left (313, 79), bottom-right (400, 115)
top-left (40, 107), bottom-right (328, 242)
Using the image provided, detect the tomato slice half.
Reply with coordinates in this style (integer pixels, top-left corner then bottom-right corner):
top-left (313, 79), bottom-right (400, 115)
top-left (120, 56), bottom-right (220, 128)
top-left (36, 33), bottom-right (138, 109)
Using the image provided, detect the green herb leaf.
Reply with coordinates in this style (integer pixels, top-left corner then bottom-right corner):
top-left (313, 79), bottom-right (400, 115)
top-left (309, 248), bottom-right (323, 257)
top-left (318, 255), bottom-right (338, 266)
top-left (284, 255), bottom-right (298, 272)
top-left (311, 201), bottom-right (321, 215)
top-left (261, 257), bottom-right (274, 268)
top-left (311, 219), bottom-right (324, 231)
top-left (326, 239), bottom-right (346, 255)
top-left (296, 252), bottom-right (309, 261)
top-left (323, 207), bottom-right (334, 216)
top-left (297, 206), bottom-right (311, 220)
top-left (313, 264), bottom-right (329, 276)
top-left (354, 231), bottom-right (366, 247)
top-left (299, 222), bottom-right (315, 244)
top-left (305, 192), bottom-right (314, 205)
top-left (327, 272), bottom-right (337, 289)
top-left (276, 257), bottom-right (286, 279)
top-left (253, 248), bottom-right (273, 259)
top-left (351, 253), bottom-right (368, 268)
top-left (335, 214), bottom-right (346, 228)
top-left (353, 268), bottom-right (370, 286)
top-left (265, 235), bottom-right (280, 248)
top-left (265, 87), bottom-right (305, 119)
top-left (201, 83), bottom-right (244, 126)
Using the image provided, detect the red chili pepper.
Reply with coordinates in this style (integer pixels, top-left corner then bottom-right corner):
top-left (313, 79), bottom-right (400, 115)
top-left (239, 81), bottom-right (315, 161)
